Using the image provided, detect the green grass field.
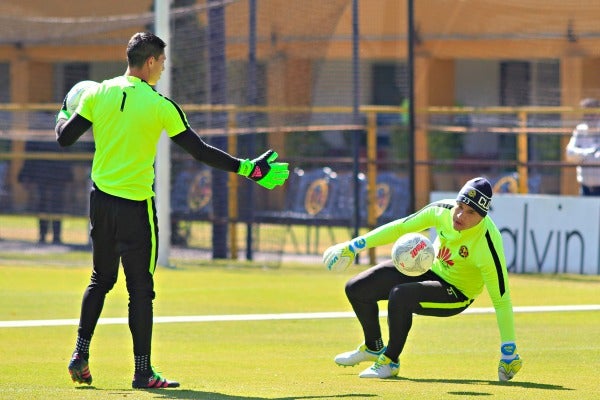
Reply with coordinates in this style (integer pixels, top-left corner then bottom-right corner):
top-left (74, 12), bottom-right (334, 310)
top-left (1, 253), bottom-right (599, 400)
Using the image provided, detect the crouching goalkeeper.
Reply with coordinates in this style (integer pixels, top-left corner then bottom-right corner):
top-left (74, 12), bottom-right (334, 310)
top-left (323, 177), bottom-right (522, 381)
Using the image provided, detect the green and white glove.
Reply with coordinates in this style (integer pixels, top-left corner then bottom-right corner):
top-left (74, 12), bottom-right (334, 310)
top-left (323, 237), bottom-right (367, 272)
top-left (238, 150), bottom-right (289, 190)
top-left (498, 341), bottom-right (522, 381)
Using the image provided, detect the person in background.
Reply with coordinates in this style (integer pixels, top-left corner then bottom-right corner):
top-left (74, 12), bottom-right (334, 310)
top-left (323, 177), bottom-right (522, 381)
top-left (55, 32), bottom-right (289, 389)
top-left (18, 140), bottom-right (73, 244)
top-left (566, 97), bottom-right (600, 196)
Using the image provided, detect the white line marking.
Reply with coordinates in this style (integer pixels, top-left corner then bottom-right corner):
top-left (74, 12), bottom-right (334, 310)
top-left (1, 304), bottom-right (599, 328)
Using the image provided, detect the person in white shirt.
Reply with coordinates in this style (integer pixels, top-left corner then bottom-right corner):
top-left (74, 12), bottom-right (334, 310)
top-left (566, 98), bottom-right (600, 196)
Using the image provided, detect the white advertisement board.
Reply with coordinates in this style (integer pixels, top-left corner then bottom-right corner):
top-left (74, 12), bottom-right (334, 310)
top-left (430, 193), bottom-right (600, 275)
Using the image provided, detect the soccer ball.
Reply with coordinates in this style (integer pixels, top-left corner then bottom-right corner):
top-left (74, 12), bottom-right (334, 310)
top-left (391, 233), bottom-right (435, 276)
top-left (65, 80), bottom-right (99, 113)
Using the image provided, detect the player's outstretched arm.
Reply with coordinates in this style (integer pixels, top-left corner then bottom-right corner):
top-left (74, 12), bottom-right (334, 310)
top-left (171, 132), bottom-right (289, 186)
top-left (237, 150), bottom-right (289, 189)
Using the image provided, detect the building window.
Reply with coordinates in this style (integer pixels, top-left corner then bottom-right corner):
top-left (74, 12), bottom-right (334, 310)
top-left (371, 63), bottom-right (407, 106)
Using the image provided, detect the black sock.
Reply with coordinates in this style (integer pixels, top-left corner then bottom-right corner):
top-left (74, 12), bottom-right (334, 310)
top-left (366, 338), bottom-right (384, 352)
top-left (74, 336), bottom-right (90, 358)
top-left (134, 355), bottom-right (151, 373)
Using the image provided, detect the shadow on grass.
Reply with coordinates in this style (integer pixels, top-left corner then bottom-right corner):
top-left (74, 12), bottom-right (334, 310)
top-left (77, 387), bottom-right (376, 400)
top-left (386, 376), bottom-right (574, 391)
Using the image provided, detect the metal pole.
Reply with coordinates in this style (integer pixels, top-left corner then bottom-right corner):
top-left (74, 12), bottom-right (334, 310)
top-left (208, 0), bottom-right (228, 259)
top-left (407, 0), bottom-right (416, 212)
top-left (155, 0), bottom-right (172, 267)
top-left (352, 0), bottom-right (361, 241)
top-left (246, 0), bottom-right (257, 260)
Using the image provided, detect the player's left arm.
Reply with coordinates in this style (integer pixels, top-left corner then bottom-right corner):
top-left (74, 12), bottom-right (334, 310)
top-left (480, 229), bottom-right (522, 381)
top-left (171, 129), bottom-right (240, 172)
top-left (171, 129), bottom-right (289, 189)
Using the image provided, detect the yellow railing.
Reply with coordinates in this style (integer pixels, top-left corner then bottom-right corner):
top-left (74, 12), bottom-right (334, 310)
top-left (0, 103), bottom-right (589, 259)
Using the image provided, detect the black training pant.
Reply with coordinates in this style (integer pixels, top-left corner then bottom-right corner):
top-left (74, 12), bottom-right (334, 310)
top-left (345, 260), bottom-right (473, 361)
top-left (77, 185), bottom-right (158, 357)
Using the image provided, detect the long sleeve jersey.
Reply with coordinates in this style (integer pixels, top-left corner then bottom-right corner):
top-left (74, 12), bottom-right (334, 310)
top-left (358, 199), bottom-right (516, 342)
top-left (56, 75), bottom-right (241, 201)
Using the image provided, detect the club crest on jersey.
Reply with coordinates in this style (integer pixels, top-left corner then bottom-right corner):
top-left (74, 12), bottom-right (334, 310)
top-left (459, 245), bottom-right (469, 258)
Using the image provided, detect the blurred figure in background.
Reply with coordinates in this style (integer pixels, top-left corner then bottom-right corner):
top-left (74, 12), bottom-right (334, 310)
top-left (18, 140), bottom-right (73, 244)
top-left (566, 97), bottom-right (600, 196)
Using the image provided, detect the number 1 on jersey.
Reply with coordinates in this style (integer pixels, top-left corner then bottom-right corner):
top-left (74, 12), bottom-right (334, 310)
top-left (120, 92), bottom-right (127, 112)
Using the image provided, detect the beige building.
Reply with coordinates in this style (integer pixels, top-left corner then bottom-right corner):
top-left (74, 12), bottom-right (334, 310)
top-left (1, 0), bottom-right (599, 206)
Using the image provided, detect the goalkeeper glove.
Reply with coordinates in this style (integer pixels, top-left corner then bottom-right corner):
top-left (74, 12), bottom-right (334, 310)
top-left (498, 342), bottom-right (522, 381)
top-left (238, 150), bottom-right (289, 190)
top-left (323, 237), bottom-right (367, 272)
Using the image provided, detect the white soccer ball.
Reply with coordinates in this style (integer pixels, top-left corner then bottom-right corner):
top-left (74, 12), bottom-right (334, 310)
top-left (391, 233), bottom-right (435, 276)
top-left (65, 80), bottom-right (99, 113)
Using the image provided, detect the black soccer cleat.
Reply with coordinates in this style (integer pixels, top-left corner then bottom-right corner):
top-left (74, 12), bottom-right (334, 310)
top-left (132, 367), bottom-right (180, 389)
top-left (68, 352), bottom-right (92, 385)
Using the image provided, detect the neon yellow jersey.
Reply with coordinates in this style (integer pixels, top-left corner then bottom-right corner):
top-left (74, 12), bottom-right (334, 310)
top-left (77, 76), bottom-right (188, 200)
top-left (361, 199), bottom-right (516, 342)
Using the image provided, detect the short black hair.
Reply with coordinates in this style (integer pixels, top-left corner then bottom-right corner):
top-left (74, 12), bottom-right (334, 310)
top-left (126, 32), bottom-right (166, 68)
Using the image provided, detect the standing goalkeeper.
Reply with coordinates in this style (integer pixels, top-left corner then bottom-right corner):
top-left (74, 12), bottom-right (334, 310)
top-left (323, 177), bottom-right (522, 380)
top-left (56, 32), bottom-right (289, 389)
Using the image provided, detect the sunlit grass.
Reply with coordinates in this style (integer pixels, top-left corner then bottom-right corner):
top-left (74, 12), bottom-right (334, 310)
top-left (0, 261), bottom-right (599, 399)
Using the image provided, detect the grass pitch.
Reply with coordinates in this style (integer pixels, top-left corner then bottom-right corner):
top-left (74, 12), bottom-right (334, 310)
top-left (0, 256), bottom-right (599, 400)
